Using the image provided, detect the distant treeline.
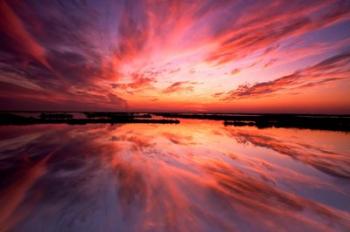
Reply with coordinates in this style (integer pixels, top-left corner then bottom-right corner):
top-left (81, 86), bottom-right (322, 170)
top-left (1, 112), bottom-right (349, 131)
top-left (155, 113), bottom-right (350, 132)
top-left (0, 112), bottom-right (178, 125)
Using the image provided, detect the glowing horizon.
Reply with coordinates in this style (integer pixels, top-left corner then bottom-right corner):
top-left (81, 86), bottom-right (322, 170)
top-left (1, 0), bottom-right (350, 113)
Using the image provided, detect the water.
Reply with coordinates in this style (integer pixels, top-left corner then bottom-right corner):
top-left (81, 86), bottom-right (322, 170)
top-left (0, 119), bottom-right (349, 231)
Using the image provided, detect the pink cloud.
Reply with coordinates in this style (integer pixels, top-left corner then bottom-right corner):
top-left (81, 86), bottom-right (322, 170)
top-left (220, 52), bottom-right (350, 99)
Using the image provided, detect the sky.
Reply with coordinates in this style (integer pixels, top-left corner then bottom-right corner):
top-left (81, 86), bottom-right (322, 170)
top-left (0, 0), bottom-right (350, 113)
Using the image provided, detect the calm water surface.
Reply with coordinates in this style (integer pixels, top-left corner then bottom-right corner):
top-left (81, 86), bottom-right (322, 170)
top-left (0, 120), bottom-right (349, 232)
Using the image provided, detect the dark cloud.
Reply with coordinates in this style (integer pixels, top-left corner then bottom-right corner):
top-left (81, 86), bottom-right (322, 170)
top-left (0, 0), bottom-right (51, 69)
top-left (0, 0), bottom-right (127, 110)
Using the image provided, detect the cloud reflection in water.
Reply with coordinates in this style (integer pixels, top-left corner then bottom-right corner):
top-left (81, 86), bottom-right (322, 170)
top-left (0, 121), bottom-right (349, 231)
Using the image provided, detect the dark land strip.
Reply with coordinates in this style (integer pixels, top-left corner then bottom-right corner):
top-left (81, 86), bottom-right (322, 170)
top-left (155, 113), bottom-right (350, 132)
top-left (0, 112), bottom-right (179, 125)
top-left (1, 112), bottom-right (350, 131)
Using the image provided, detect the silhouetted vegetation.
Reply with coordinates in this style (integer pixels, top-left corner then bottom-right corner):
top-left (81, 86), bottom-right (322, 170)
top-left (40, 113), bottom-right (73, 120)
top-left (224, 121), bottom-right (256, 126)
top-left (83, 112), bottom-right (134, 119)
top-left (0, 112), bottom-right (179, 125)
top-left (0, 113), bottom-right (37, 124)
top-left (83, 112), bottom-right (152, 119)
top-left (156, 113), bottom-right (350, 132)
top-left (134, 113), bottom-right (152, 118)
top-left (1, 112), bottom-right (349, 131)
top-left (224, 115), bottom-right (350, 131)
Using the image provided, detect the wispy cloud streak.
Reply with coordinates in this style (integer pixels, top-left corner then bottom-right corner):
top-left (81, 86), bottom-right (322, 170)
top-left (0, 0), bottom-right (349, 112)
top-left (220, 52), bottom-right (350, 99)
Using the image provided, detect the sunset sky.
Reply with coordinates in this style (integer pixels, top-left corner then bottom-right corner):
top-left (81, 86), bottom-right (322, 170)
top-left (0, 0), bottom-right (350, 113)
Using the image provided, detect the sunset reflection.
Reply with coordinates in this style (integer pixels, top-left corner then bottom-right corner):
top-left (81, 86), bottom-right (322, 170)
top-left (0, 121), bottom-right (349, 231)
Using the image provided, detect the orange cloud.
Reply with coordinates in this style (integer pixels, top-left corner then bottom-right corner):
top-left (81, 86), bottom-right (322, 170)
top-left (162, 81), bottom-right (197, 94)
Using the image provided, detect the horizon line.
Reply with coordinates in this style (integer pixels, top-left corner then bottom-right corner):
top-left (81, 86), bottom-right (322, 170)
top-left (1, 110), bottom-right (350, 117)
